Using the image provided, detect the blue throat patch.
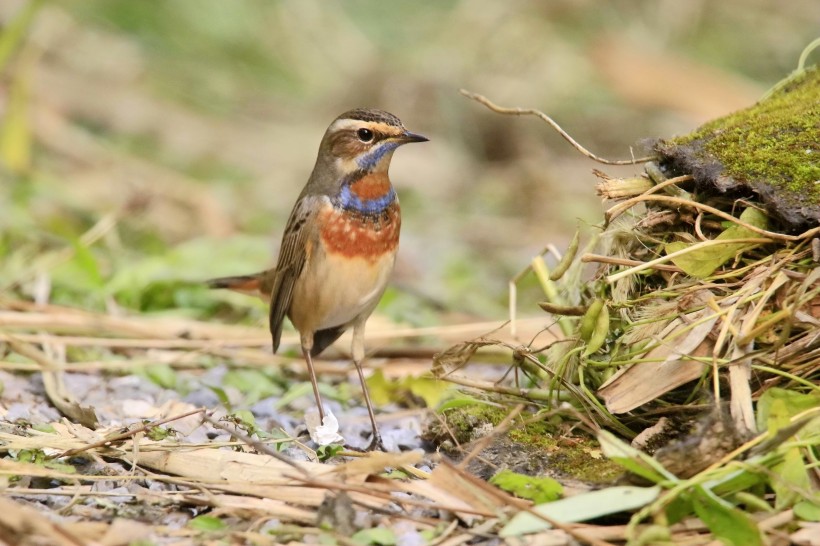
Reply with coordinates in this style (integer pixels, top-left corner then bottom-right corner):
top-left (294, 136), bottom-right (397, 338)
top-left (356, 141), bottom-right (400, 171)
top-left (336, 182), bottom-right (396, 214)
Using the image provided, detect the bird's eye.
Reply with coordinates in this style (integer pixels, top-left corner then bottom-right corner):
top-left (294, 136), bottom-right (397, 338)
top-left (357, 128), bottom-right (374, 142)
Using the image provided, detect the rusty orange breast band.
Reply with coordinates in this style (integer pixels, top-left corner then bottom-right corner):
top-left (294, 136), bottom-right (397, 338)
top-left (319, 201), bottom-right (401, 261)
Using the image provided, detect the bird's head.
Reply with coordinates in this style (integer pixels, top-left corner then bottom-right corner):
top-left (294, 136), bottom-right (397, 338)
top-left (320, 108), bottom-right (428, 175)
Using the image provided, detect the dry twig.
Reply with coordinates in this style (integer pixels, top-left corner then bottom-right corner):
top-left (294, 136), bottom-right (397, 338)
top-left (460, 89), bottom-right (655, 165)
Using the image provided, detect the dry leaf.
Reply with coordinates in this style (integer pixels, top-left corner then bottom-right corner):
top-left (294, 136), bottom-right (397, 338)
top-left (598, 308), bottom-right (718, 413)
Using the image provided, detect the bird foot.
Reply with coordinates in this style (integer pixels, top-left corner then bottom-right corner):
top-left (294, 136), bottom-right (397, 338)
top-left (366, 433), bottom-right (387, 452)
top-left (343, 433), bottom-right (386, 452)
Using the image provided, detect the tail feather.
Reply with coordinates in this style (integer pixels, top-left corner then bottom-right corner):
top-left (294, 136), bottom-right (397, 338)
top-left (206, 273), bottom-right (266, 299)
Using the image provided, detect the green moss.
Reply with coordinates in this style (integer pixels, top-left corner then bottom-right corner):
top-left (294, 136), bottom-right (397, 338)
top-left (433, 404), bottom-right (623, 484)
top-left (660, 67), bottom-right (820, 225)
top-left (507, 425), bottom-right (623, 484)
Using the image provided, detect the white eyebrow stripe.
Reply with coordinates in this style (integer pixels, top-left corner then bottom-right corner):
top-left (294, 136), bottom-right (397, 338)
top-left (327, 119), bottom-right (404, 136)
top-left (328, 119), bottom-right (360, 132)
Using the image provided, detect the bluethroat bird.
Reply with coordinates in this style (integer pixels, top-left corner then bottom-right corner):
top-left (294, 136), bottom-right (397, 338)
top-left (207, 109), bottom-right (428, 450)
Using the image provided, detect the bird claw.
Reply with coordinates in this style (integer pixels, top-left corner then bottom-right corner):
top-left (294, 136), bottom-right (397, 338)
top-left (366, 433), bottom-right (387, 452)
top-left (343, 433), bottom-right (386, 452)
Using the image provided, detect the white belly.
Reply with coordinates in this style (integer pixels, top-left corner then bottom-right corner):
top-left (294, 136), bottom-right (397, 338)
top-left (289, 249), bottom-right (396, 333)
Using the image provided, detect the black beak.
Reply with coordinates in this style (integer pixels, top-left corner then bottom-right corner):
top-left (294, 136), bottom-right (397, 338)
top-left (399, 130), bottom-right (429, 144)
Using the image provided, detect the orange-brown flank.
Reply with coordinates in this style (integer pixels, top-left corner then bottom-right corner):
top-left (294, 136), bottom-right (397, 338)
top-left (319, 201), bottom-right (400, 261)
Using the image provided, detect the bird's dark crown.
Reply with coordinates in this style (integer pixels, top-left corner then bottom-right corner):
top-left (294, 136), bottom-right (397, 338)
top-left (336, 108), bottom-right (403, 128)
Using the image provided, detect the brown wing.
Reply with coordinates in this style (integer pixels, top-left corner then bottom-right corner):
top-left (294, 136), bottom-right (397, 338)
top-left (269, 196), bottom-right (321, 352)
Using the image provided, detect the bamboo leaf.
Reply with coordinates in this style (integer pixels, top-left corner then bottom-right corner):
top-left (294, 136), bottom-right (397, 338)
top-left (598, 430), bottom-right (672, 484)
top-left (691, 486), bottom-right (762, 546)
top-left (500, 485), bottom-right (660, 537)
top-left (665, 208), bottom-right (768, 278)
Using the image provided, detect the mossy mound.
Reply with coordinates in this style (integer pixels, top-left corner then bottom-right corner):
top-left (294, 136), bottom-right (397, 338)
top-left (423, 404), bottom-right (623, 485)
top-left (656, 66), bottom-right (820, 229)
top-left (436, 65), bottom-right (820, 478)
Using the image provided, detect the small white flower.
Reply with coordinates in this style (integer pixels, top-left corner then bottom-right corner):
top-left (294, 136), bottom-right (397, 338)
top-left (305, 407), bottom-right (344, 446)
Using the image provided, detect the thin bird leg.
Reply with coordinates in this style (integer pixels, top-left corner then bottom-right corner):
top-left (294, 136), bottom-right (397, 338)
top-left (353, 360), bottom-right (384, 451)
top-left (352, 322), bottom-right (385, 451)
top-left (301, 335), bottom-right (325, 423)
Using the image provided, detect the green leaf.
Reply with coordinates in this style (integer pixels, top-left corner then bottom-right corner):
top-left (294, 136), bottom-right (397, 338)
top-left (366, 369), bottom-right (452, 408)
top-left (351, 528), bottom-right (397, 546)
top-left (772, 444), bottom-right (811, 509)
top-left (489, 469), bottom-right (562, 504)
top-left (755, 388), bottom-right (818, 509)
top-left (665, 207), bottom-right (768, 278)
top-left (756, 388), bottom-right (820, 433)
top-left (691, 486), bottom-right (762, 546)
top-left (665, 494), bottom-right (694, 525)
top-left (598, 430), bottom-right (672, 484)
top-left (223, 369), bottom-right (282, 405)
top-left (365, 368), bottom-right (393, 406)
top-left (71, 240), bottom-right (104, 288)
top-left (709, 467), bottom-right (766, 499)
top-left (222, 410), bottom-right (261, 436)
top-left (144, 364), bottom-right (177, 389)
top-left (50, 243), bottom-right (108, 296)
top-left (187, 515), bottom-right (227, 532)
top-left (500, 486), bottom-right (661, 537)
top-left (316, 444), bottom-right (343, 462)
top-left (731, 491), bottom-right (773, 513)
top-left (404, 376), bottom-right (451, 408)
top-left (232, 409), bottom-right (256, 428)
top-left (794, 500), bottom-right (820, 521)
top-left (206, 384), bottom-right (231, 410)
top-left (274, 381), bottom-right (321, 409)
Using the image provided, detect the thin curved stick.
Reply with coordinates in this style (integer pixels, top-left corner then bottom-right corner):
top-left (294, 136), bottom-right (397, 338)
top-left (460, 89), bottom-right (656, 165)
top-left (607, 194), bottom-right (820, 242)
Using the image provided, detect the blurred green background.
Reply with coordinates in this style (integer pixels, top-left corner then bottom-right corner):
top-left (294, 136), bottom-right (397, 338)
top-left (1, 0), bottom-right (817, 328)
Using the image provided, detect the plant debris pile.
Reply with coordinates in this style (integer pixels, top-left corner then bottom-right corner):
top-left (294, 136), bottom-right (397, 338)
top-left (585, 67), bottom-right (820, 439)
top-left (431, 65), bottom-right (820, 544)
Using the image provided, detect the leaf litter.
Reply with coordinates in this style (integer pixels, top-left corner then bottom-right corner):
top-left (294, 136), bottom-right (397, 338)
top-left (1, 296), bottom-right (574, 545)
top-left (426, 62), bottom-right (820, 545)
